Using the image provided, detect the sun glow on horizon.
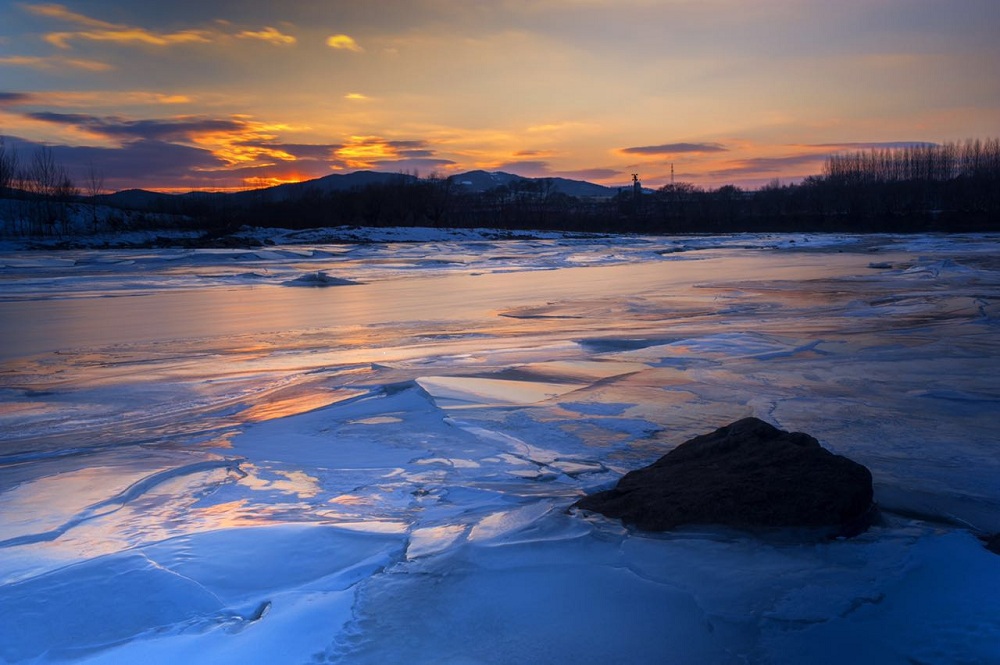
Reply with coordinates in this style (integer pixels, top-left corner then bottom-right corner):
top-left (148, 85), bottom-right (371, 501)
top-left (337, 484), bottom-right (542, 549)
top-left (241, 174), bottom-right (309, 189)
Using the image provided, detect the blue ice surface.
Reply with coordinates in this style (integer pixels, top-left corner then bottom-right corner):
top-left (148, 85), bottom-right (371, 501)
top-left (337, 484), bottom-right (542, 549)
top-left (1, 230), bottom-right (998, 663)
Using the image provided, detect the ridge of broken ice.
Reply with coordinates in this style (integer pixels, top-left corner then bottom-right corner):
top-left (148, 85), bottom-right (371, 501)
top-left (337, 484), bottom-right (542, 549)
top-left (282, 270), bottom-right (360, 287)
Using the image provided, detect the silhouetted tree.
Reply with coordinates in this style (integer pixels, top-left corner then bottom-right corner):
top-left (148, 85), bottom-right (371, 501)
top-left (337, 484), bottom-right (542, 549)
top-left (0, 136), bottom-right (20, 234)
top-left (0, 136), bottom-right (17, 195)
top-left (85, 162), bottom-right (105, 232)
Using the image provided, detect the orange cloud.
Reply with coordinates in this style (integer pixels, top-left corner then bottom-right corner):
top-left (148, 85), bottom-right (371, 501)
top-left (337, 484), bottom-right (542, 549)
top-left (0, 54), bottom-right (112, 71)
top-left (619, 142), bottom-right (729, 157)
top-left (334, 136), bottom-right (396, 167)
top-left (190, 120), bottom-right (301, 167)
top-left (237, 27), bottom-right (297, 46)
top-left (150, 94), bottom-right (192, 105)
top-left (45, 27), bottom-right (211, 50)
top-left (526, 121), bottom-right (589, 134)
top-left (0, 90), bottom-right (192, 107)
top-left (344, 93), bottom-right (370, 101)
top-left (25, 4), bottom-right (223, 50)
top-left (326, 34), bottom-right (363, 52)
top-left (24, 3), bottom-right (113, 29)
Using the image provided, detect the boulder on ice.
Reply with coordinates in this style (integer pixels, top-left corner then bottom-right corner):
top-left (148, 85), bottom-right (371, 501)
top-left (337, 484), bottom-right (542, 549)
top-left (574, 417), bottom-right (874, 536)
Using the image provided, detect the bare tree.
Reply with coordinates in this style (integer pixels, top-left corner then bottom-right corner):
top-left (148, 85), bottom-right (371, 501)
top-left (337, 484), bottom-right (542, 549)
top-left (0, 136), bottom-right (18, 194)
top-left (24, 146), bottom-right (55, 234)
top-left (23, 146), bottom-right (77, 235)
top-left (56, 172), bottom-right (79, 235)
top-left (0, 136), bottom-right (20, 234)
top-left (85, 161), bottom-right (105, 232)
top-left (28, 145), bottom-right (59, 197)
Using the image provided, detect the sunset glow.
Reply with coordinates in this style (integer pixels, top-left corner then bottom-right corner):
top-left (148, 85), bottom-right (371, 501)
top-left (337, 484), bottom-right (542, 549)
top-left (1, 1), bottom-right (997, 192)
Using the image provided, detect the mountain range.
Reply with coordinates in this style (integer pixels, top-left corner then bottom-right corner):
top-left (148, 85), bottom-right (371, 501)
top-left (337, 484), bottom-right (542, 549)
top-left (99, 170), bottom-right (624, 210)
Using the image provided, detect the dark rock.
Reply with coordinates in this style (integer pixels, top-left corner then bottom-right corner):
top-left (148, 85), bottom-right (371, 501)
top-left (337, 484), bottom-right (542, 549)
top-left (574, 417), bottom-right (874, 536)
top-left (985, 534), bottom-right (1000, 555)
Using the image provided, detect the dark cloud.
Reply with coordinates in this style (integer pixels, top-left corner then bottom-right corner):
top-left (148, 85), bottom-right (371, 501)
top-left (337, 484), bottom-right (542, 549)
top-left (621, 142), bottom-right (728, 156)
top-left (385, 140), bottom-right (429, 150)
top-left (71, 142), bottom-right (223, 188)
top-left (102, 117), bottom-right (245, 141)
top-left (25, 112), bottom-right (94, 125)
top-left (27, 111), bottom-right (246, 141)
top-left (0, 92), bottom-right (35, 106)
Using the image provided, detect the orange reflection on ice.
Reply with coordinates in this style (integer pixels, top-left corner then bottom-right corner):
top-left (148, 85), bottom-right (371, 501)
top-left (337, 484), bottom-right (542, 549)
top-left (329, 493), bottom-right (373, 506)
top-left (197, 499), bottom-right (250, 520)
top-left (239, 388), bottom-right (368, 423)
top-left (190, 499), bottom-right (282, 529)
top-left (199, 430), bottom-right (239, 449)
top-left (237, 463), bottom-right (321, 499)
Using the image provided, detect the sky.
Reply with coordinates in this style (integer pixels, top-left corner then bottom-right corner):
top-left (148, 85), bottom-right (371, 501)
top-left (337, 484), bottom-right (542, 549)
top-left (0, 0), bottom-right (997, 193)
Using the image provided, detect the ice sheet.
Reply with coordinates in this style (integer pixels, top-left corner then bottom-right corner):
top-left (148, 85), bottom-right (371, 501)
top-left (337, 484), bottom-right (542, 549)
top-left (1, 232), bottom-right (998, 663)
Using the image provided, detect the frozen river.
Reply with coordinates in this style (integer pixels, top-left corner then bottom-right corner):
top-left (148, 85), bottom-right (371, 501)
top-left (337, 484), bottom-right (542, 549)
top-left (1, 232), bottom-right (998, 663)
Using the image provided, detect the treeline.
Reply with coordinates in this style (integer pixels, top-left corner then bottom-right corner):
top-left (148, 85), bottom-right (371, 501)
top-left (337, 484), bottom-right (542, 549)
top-left (624, 139), bottom-right (999, 233)
top-left (768, 139), bottom-right (1000, 231)
top-left (201, 139), bottom-right (999, 234)
top-left (825, 139), bottom-right (1000, 184)
top-left (0, 138), bottom-right (92, 236)
top-left (207, 139), bottom-right (998, 234)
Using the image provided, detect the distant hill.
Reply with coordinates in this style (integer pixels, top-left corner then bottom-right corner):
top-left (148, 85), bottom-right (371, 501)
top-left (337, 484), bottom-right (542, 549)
top-left (238, 170), bottom-right (421, 203)
top-left (449, 170), bottom-right (618, 198)
top-left (98, 189), bottom-right (177, 210)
